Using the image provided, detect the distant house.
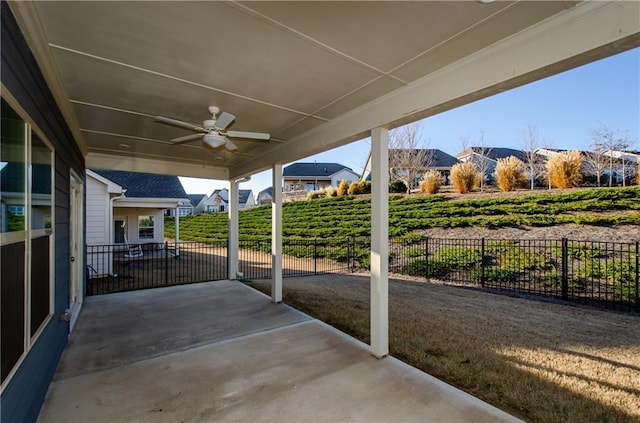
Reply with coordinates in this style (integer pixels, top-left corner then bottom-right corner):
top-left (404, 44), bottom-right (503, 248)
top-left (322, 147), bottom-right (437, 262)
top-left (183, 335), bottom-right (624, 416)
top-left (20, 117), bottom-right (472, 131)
top-left (456, 147), bottom-right (526, 183)
top-left (187, 194), bottom-right (208, 215)
top-left (603, 149), bottom-right (640, 163)
top-left (361, 149), bottom-right (459, 186)
top-left (283, 162), bottom-right (360, 192)
top-left (204, 188), bottom-right (255, 212)
top-left (205, 189), bottom-right (229, 212)
top-left (87, 170), bottom-right (190, 247)
top-left (537, 148), bottom-right (638, 185)
top-left (257, 187), bottom-right (273, 205)
top-left (86, 170), bottom-right (190, 277)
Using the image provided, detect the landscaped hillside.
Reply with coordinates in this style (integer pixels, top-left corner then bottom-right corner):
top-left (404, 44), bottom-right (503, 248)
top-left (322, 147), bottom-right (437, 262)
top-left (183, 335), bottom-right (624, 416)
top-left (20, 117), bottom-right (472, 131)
top-left (165, 187), bottom-right (640, 242)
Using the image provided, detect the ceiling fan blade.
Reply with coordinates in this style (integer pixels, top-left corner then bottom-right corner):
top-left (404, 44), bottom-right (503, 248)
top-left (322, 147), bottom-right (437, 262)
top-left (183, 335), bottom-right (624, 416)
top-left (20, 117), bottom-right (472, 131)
top-left (170, 133), bottom-right (203, 144)
top-left (225, 130), bottom-right (270, 140)
top-left (155, 116), bottom-right (203, 132)
top-left (224, 139), bottom-right (238, 151)
top-left (214, 112), bottom-right (235, 131)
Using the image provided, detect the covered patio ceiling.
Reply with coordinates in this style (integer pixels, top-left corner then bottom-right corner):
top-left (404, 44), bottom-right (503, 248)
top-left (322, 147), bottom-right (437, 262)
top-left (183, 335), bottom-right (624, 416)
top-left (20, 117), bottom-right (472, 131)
top-left (9, 1), bottom-right (640, 180)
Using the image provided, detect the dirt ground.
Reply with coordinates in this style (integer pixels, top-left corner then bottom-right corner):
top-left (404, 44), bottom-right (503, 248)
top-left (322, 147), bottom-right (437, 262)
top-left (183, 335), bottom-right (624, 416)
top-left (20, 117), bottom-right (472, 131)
top-left (246, 273), bottom-right (640, 423)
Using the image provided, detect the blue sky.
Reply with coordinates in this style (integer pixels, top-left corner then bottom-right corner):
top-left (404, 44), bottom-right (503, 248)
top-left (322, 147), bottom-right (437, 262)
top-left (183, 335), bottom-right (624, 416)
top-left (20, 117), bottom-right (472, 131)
top-left (180, 47), bottom-right (639, 195)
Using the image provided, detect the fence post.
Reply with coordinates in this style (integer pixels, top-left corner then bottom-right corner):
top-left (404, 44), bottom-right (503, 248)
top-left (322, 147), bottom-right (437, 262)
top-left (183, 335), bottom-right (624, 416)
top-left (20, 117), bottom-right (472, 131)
top-left (314, 238), bottom-right (318, 275)
top-left (561, 238), bottom-right (569, 300)
top-left (481, 238), bottom-right (485, 288)
top-left (636, 241), bottom-right (640, 312)
top-left (165, 241), bottom-right (169, 286)
top-left (352, 236), bottom-right (356, 272)
top-left (424, 237), bottom-right (429, 281)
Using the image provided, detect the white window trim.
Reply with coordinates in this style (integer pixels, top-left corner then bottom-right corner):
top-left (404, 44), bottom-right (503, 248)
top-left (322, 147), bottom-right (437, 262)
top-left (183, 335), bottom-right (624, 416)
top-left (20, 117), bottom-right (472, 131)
top-left (0, 92), bottom-right (55, 393)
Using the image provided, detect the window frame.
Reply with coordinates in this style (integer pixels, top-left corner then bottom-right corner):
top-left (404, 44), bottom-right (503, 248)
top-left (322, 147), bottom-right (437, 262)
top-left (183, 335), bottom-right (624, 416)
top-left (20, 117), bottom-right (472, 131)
top-left (138, 215), bottom-right (155, 240)
top-left (1, 93), bottom-right (55, 392)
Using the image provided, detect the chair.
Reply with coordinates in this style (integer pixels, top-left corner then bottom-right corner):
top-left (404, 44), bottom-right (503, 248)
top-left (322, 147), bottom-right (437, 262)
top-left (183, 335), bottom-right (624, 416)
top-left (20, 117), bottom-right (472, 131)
top-left (123, 235), bottom-right (143, 258)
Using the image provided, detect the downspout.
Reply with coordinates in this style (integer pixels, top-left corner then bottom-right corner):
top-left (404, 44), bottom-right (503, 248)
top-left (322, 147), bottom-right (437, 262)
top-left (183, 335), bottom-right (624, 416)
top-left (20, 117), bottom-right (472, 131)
top-left (109, 190), bottom-right (125, 278)
top-left (174, 203), bottom-right (180, 257)
top-left (109, 190), bottom-right (126, 244)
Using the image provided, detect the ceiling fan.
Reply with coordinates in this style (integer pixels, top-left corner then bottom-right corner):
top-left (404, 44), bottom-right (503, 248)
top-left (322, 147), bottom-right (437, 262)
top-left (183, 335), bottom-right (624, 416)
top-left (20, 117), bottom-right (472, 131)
top-left (154, 106), bottom-right (270, 151)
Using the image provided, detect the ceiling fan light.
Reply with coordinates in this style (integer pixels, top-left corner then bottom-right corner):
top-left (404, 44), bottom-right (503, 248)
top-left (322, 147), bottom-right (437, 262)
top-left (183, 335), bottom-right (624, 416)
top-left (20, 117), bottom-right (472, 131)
top-left (203, 133), bottom-right (226, 149)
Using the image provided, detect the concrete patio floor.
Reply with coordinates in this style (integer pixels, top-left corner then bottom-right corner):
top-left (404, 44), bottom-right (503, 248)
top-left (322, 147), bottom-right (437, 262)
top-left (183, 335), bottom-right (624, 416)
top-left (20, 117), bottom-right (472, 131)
top-left (38, 280), bottom-right (520, 422)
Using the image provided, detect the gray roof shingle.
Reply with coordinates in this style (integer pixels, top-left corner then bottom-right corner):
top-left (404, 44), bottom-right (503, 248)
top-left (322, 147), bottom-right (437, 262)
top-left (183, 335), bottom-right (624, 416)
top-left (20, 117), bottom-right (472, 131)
top-left (187, 194), bottom-right (207, 207)
top-left (92, 169), bottom-right (187, 198)
top-left (283, 162), bottom-right (353, 178)
top-left (389, 149), bottom-right (459, 168)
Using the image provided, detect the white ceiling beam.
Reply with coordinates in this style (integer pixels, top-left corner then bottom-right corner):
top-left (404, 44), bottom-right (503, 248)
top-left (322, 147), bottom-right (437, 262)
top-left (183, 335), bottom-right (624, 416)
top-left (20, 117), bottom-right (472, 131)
top-left (86, 153), bottom-right (229, 180)
top-left (230, 1), bottom-right (640, 179)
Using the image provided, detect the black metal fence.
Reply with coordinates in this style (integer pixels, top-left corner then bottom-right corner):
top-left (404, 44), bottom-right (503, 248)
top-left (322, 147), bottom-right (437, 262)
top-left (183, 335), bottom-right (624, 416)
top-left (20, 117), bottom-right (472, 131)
top-left (86, 237), bottom-right (639, 313)
top-left (387, 237), bottom-right (639, 313)
top-left (86, 241), bottom-right (227, 295)
top-left (239, 237), bottom-right (356, 280)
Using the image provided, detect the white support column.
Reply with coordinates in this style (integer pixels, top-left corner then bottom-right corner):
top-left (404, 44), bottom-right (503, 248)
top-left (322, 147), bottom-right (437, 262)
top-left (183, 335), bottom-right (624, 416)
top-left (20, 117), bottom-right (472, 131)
top-left (174, 206), bottom-right (180, 257)
top-left (228, 181), bottom-right (239, 280)
top-left (371, 127), bottom-right (389, 358)
top-left (271, 164), bottom-right (283, 303)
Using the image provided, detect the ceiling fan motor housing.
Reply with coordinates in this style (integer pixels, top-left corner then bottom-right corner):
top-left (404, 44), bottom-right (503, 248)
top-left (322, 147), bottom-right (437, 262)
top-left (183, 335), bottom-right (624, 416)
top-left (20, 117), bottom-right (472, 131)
top-left (203, 119), bottom-right (216, 130)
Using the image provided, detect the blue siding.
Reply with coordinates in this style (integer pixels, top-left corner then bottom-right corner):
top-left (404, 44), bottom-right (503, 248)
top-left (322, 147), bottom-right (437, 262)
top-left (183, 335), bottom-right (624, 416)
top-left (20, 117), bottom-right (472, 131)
top-left (1, 319), bottom-right (68, 423)
top-left (1, 2), bottom-right (84, 422)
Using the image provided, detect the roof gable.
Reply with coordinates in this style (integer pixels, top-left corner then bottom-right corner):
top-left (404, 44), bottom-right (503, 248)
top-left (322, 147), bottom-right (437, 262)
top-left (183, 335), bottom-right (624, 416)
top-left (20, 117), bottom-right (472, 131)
top-left (91, 169), bottom-right (187, 199)
top-left (239, 189), bottom-right (253, 204)
top-left (187, 194), bottom-right (207, 207)
top-left (283, 162), bottom-right (354, 178)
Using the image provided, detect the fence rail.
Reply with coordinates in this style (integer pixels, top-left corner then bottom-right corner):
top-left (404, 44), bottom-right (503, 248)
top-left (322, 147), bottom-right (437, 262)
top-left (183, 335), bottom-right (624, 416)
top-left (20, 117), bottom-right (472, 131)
top-left (86, 237), bottom-right (638, 313)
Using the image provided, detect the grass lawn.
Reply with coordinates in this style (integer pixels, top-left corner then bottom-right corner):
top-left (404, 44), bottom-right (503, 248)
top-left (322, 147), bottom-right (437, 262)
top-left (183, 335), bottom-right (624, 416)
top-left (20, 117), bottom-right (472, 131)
top-left (246, 274), bottom-right (640, 423)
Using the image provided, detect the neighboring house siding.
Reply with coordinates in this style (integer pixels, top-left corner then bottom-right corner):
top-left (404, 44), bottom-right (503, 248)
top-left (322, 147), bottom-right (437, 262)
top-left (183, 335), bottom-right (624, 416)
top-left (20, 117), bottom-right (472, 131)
top-left (331, 169), bottom-right (360, 187)
top-left (1, 4), bottom-right (85, 422)
top-left (86, 177), bottom-right (110, 246)
top-left (113, 208), bottom-right (165, 244)
top-left (85, 177), bottom-right (112, 276)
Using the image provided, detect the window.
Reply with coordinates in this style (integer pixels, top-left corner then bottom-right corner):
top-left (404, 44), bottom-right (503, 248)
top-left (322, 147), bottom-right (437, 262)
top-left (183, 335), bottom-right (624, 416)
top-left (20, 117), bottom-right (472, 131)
top-left (7, 206), bottom-right (24, 216)
top-left (138, 215), bottom-right (154, 239)
top-left (1, 98), bottom-right (54, 385)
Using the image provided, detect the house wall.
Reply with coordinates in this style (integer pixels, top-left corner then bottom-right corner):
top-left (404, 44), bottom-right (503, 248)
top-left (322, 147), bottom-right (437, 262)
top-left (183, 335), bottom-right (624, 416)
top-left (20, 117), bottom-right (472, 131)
top-left (85, 176), bottom-right (112, 276)
top-left (193, 198), bottom-right (207, 214)
top-left (1, 3), bottom-right (85, 422)
top-left (284, 178), bottom-right (331, 192)
top-left (113, 208), bottom-right (165, 244)
top-left (331, 169), bottom-right (360, 187)
top-left (86, 176), bottom-right (110, 245)
top-left (257, 192), bottom-right (272, 205)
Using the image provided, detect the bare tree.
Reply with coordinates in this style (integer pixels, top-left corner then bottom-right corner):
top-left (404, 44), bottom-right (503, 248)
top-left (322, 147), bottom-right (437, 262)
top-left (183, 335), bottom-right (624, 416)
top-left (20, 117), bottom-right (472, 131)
top-left (584, 127), bottom-right (609, 187)
top-left (388, 123), bottom-right (433, 193)
top-left (458, 135), bottom-right (470, 154)
top-left (541, 138), bottom-right (555, 190)
top-left (616, 131), bottom-right (633, 187)
top-left (471, 131), bottom-right (492, 192)
top-left (592, 125), bottom-right (634, 187)
top-left (521, 125), bottom-right (542, 190)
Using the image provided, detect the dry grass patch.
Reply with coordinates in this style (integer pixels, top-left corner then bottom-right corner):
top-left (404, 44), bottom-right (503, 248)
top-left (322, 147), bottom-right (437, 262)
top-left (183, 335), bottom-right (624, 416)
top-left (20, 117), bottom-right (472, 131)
top-left (246, 274), bottom-right (640, 423)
